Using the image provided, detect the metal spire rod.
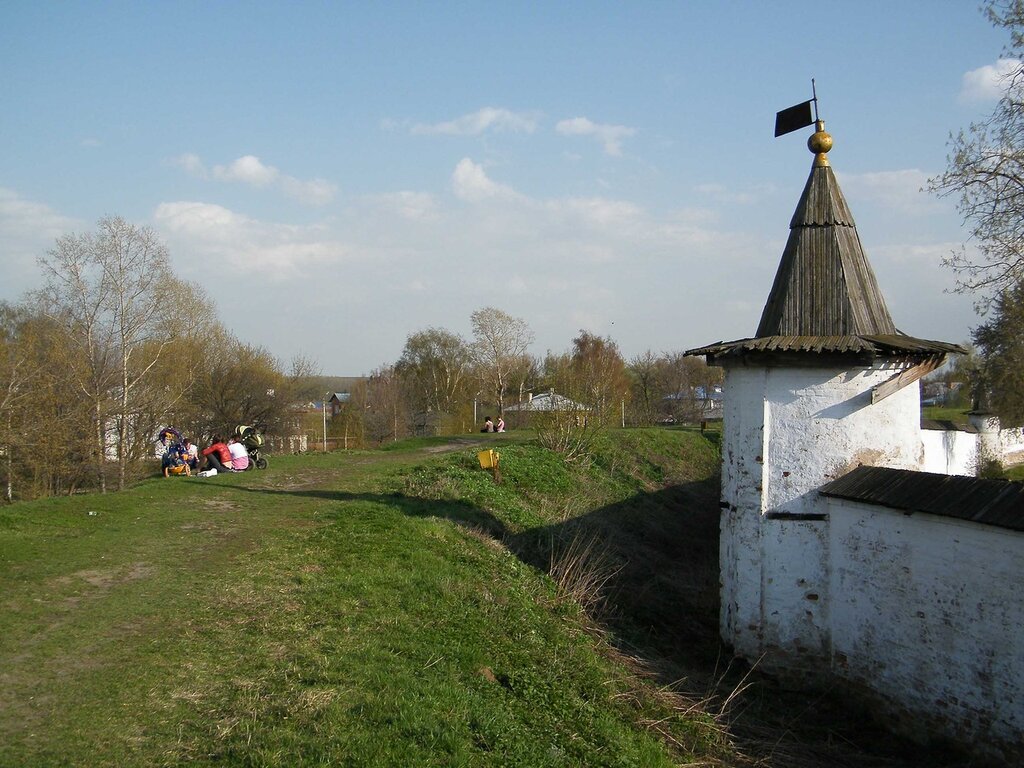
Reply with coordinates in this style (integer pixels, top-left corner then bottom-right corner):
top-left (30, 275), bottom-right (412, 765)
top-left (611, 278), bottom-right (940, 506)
top-left (812, 78), bottom-right (819, 121)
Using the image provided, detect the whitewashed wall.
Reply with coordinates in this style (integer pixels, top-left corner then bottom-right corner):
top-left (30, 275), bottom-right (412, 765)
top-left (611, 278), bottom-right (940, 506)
top-left (826, 497), bottom-right (1024, 760)
top-left (719, 361), bottom-right (924, 669)
top-left (920, 422), bottom-right (1024, 475)
top-left (920, 428), bottom-right (977, 475)
top-left (267, 434), bottom-right (308, 453)
top-left (1000, 425), bottom-right (1024, 460)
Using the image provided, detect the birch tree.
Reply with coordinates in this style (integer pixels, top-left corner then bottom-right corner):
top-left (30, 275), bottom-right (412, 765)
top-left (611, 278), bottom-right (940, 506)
top-left (37, 217), bottom-right (177, 490)
top-left (470, 307), bottom-right (534, 418)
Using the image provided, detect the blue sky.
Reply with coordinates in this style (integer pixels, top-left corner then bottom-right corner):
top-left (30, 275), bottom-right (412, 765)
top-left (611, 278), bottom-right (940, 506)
top-left (0, 1), bottom-right (1012, 374)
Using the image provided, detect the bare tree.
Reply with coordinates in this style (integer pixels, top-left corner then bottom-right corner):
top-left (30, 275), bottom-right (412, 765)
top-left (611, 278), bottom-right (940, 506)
top-left (628, 350), bottom-right (661, 426)
top-left (929, 1), bottom-right (1024, 298)
top-left (192, 341), bottom-right (293, 436)
top-left (929, 2), bottom-right (1024, 424)
top-left (534, 331), bottom-right (629, 461)
top-left (351, 366), bottom-right (408, 445)
top-left (470, 307), bottom-right (534, 418)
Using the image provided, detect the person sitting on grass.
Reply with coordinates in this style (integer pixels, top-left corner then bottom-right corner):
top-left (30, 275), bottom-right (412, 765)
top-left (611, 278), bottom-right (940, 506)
top-left (181, 437), bottom-right (199, 472)
top-left (163, 444), bottom-right (190, 477)
top-left (201, 435), bottom-right (232, 474)
top-left (227, 435), bottom-right (249, 471)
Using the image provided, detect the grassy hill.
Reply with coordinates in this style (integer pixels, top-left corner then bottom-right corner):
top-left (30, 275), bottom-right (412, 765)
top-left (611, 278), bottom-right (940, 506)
top-left (0, 430), bottom-right (729, 766)
top-left (0, 429), bottom-right (975, 766)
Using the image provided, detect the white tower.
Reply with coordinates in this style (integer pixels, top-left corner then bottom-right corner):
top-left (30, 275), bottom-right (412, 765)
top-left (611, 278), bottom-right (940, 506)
top-left (687, 123), bottom-right (962, 674)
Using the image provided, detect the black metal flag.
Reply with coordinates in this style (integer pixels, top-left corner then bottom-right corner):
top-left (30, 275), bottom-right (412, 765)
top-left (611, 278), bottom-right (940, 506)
top-left (774, 100), bottom-right (815, 137)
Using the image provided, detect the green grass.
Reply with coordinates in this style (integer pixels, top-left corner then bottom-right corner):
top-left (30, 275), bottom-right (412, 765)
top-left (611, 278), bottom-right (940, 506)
top-left (0, 433), bottom-right (729, 767)
top-left (1004, 464), bottom-right (1024, 481)
top-left (921, 405), bottom-right (972, 422)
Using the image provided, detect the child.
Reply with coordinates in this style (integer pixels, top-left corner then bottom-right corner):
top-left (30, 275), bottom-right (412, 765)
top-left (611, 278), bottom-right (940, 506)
top-left (227, 435), bottom-right (250, 471)
top-left (163, 443), bottom-right (191, 477)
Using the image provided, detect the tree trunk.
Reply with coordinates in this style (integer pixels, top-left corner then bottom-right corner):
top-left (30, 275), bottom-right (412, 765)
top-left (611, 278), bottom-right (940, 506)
top-left (95, 397), bottom-right (106, 494)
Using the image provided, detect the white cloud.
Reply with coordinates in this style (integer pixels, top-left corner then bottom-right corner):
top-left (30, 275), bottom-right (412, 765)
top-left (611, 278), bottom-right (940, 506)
top-left (174, 153), bottom-right (209, 178)
top-left (555, 117), bottom-right (635, 156)
top-left (837, 169), bottom-right (940, 215)
top-left (366, 191), bottom-right (439, 221)
top-left (153, 201), bottom-right (345, 278)
top-left (545, 197), bottom-right (644, 230)
top-left (412, 107), bottom-right (539, 136)
top-left (145, 158), bottom-right (976, 379)
top-left (173, 153), bottom-right (337, 206)
top-left (451, 158), bottom-right (519, 202)
top-left (0, 188), bottom-right (82, 298)
top-left (0, 187), bottom-right (81, 238)
top-left (694, 182), bottom-right (777, 205)
top-left (959, 58), bottom-right (1022, 103)
top-left (213, 155), bottom-right (279, 186)
top-left (281, 177), bottom-right (338, 206)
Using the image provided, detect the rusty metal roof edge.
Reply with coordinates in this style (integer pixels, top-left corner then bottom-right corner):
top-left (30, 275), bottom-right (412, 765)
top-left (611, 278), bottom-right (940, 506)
top-left (820, 466), bottom-right (1024, 533)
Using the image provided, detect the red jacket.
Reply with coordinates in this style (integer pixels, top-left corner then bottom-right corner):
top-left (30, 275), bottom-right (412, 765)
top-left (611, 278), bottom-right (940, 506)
top-left (202, 442), bottom-right (231, 464)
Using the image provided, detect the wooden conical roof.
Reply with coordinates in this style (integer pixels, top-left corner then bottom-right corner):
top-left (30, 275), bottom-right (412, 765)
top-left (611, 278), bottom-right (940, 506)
top-left (755, 162), bottom-right (897, 337)
top-left (686, 121), bottom-right (965, 364)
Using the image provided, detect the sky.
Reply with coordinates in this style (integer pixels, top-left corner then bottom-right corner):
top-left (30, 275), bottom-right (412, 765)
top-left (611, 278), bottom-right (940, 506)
top-left (0, 1), bottom-right (1014, 375)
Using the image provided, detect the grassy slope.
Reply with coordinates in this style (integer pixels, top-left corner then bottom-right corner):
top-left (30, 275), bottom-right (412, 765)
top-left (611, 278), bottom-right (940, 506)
top-left (0, 433), bottom-right (729, 767)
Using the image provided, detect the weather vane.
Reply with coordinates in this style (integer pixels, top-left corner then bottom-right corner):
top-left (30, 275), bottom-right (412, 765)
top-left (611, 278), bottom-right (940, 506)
top-left (774, 79), bottom-right (820, 137)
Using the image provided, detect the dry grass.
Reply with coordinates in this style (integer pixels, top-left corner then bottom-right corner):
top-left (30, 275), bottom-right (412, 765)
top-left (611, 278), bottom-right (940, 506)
top-left (547, 531), bottom-right (623, 615)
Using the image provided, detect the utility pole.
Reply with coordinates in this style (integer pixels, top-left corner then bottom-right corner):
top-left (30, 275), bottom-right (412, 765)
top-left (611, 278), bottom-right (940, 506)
top-left (323, 392), bottom-right (329, 452)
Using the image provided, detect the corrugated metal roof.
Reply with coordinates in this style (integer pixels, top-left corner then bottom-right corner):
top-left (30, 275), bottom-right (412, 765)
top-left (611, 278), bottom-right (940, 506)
top-left (820, 466), bottom-right (1024, 532)
top-left (686, 334), bottom-right (964, 360)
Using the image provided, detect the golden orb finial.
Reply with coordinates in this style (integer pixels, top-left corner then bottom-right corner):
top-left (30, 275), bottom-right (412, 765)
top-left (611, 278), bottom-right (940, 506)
top-left (808, 120), bottom-right (832, 167)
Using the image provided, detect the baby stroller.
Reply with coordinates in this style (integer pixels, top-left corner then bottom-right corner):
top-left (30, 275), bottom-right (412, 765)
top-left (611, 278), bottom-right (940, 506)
top-left (235, 425), bottom-right (268, 470)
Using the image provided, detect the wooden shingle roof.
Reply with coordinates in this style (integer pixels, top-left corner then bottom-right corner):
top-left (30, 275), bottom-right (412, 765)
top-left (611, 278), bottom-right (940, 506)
top-left (686, 121), bottom-right (965, 363)
top-left (757, 163), bottom-right (896, 337)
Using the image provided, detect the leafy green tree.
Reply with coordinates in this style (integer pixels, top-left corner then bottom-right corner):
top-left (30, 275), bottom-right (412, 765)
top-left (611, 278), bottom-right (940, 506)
top-left (395, 328), bottom-right (471, 415)
top-left (192, 341), bottom-right (293, 437)
top-left (930, 2), bottom-right (1024, 423)
top-left (0, 306), bottom-right (94, 500)
top-left (973, 280), bottom-right (1024, 423)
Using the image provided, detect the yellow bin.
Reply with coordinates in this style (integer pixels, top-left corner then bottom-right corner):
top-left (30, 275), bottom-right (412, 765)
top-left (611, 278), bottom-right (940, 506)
top-left (477, 449), bottom-right (499, 469)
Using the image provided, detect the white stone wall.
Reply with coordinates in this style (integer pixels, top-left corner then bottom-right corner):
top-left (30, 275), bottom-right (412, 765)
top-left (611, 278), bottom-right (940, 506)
top-left (920, 429), bottom-right (978, 475)
top-left (920, 422), bottom-right (1024, 475)
top-left (719, 368), bottom-right (769, 657)
top-left (720, 361), bottom-right (924, 668)
top-left (1001, 425), bottom-right (1024, 462)
top-left (267, 434), bottom-right (308, 453)
top-left (826, 497), bottom-right (1024, 759)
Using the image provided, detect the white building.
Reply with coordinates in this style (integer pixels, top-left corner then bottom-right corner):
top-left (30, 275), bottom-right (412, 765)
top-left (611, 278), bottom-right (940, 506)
top-left (686, 121), bottom-right (1023, 760)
